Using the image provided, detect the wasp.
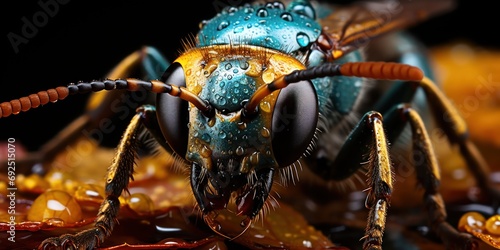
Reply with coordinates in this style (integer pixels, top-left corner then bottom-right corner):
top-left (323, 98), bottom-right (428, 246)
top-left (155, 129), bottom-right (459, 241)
top-left (1, 0), bottom-right (498, 249)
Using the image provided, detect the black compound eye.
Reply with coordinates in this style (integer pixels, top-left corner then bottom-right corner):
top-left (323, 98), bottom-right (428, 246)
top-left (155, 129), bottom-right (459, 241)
top-left (272, 80), bottom-right (318, 167)
top-left (156, 62), bottom-right (189, 157)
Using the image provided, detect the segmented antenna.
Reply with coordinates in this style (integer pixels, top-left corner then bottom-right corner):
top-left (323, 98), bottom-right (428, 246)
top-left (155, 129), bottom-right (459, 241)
top-left (243, 62), bottom-right (424, 117)
top-left (0, 87), bottom-right (69, 118)
top-left (340, 62), bottom-right (424, 81)
top-left (0, 78), bottom-right (214, 118)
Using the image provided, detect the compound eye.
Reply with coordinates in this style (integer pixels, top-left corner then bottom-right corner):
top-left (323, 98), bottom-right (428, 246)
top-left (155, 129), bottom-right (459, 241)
top-left (156, 62), bottom-right (189, 157)
top-left (272, 80), bottom-right (318, 167)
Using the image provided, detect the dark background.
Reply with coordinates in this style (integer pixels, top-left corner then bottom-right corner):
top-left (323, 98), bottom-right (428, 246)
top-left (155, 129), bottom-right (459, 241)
top-left (1, 0), bottom-right (498, 151)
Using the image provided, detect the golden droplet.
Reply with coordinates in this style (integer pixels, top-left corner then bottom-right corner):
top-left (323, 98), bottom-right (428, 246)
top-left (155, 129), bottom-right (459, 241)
top-left (74, 183), bottom-right (105, 203)
top-left (262, 69), bottom-right (275, 84)
top-left (485, 215), bottom-right (500, 235)
top-left (237, 121), bottom-right (247, 130)
top-left (458, 211), bottom-right (485, 231)
top-left (27, 190), bottom-right (82, 225)
top-left (204, 62), bottom-right (218, 77)
top-left (249, 152), bottom-right (260, 165)
top-left (208, 117), bottom-right (216, 127)
top-left (127, 193), bottom-right (155, 216)
top-left (259, 101), bottom-right (271, 113)
top-left (261, 127), bottom-right (270, 138)
top-left (200, 145), bottom-right (213, 158)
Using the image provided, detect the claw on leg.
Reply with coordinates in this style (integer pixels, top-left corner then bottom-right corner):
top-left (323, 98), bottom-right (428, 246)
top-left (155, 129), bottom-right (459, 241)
top-left (40, 229), bottom-right (103, 250)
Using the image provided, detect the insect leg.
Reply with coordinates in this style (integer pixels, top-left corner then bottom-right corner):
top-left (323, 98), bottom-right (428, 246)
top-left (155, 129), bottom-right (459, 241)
top-left (309, 111), bottom-right (393, 249)
top-left (384, 104), bottom-right (477, 250)
top-left (39, 105), bottom-right (153, 250)
top-left (418, 77), bottom-right (500, 203)
top-left (358, 112), bottom-right (393, 250)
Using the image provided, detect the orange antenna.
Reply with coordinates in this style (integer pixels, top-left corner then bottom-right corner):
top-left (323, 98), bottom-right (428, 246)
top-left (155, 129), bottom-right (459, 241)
top-left (243, 62), bottom-right (423, 118)
top-left (340, 62), bottom-right (424, 81)
top-left (0, 87), bottom-right (69, 118)
top-left (1, 78), bottom-right (213, 118)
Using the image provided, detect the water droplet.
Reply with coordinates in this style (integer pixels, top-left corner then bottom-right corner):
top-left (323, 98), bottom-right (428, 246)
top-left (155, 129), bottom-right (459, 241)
top-left (219, 131), bottom-right (227, 139)
top-left (302, 240), bottom-right (312, 248)
top-left (274, 2), bottom-right (285, 9)
top-left (199, 20), bottom-right (208, 29)
top-left (208, 117), bottom-right (216, 127)
top-left (237, 122), bottom-right (247, 130)
top-left (74, 184), bottom-right (104, 202)
top-left (259, 101), bottom-right (271, 113)
top-left (458, 211), bottom-right (485, 230)
top-left (256, 8), bottom-right (268, 17)
top-left (261, 127), bottom-right (270, 138)
top-left (204, 63), bottom-right (218, 77)
top-left (218, 97), bottom-right (227, 106)
top-left (227, 74), bottom-right (233, 80)
top-left (264, 36), bottom-right (275, 46)
top-left (127, 193), bottom-right (155, 216)
top-left (236, 146), bottom-right (245, 156)
top-left (27, 190), bottom-right (82, 224)
top-left (239, 60), bottom-right (249, 70)
top-left (201, 133), bottom-right (211, 143)
top-left (201, 145), bottom-right (212, 158)
top-left (225, 63), bottom-right (232, 70)
top-left (486, 215), bottom-right (500, 235)
top-left (291, 4), bottom-right (315, 19)
top-left (281, 12), bottom-right (293, 22)
top-left (296, 32), bottom-right (310, 47)
top-left (262, 70), bottom-right (275, 83)
top-left (217, 20), bottom-right (230, 31)
top-left (249, 152), bottom-right (260, 165)
top-left (234, 26), bottom-right (244, 33)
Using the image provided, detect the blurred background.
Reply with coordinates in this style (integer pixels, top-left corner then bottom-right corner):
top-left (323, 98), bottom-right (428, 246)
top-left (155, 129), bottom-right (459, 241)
top-left (1, 0), bottom-right (498, 150)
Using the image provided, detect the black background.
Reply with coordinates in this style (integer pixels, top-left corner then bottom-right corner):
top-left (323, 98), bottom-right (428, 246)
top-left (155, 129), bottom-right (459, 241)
top-left (1, 0), bottom-right (498, 151)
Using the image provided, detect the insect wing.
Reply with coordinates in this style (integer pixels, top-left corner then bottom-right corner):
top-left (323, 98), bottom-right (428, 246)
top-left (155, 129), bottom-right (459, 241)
top-left (318, 0), bottom-right (455, 57)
